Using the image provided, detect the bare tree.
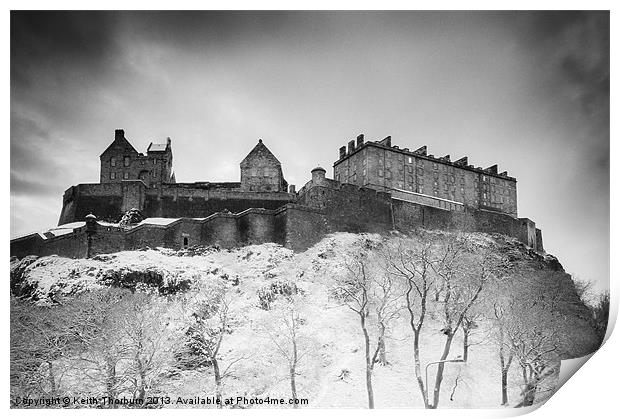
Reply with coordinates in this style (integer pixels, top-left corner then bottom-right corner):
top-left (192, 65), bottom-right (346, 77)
top-left (10, 298), bottom-right (74, 403)
top-left (381, 236), bottom-right (435, 408)
top-left (256, 292), bottom-right (312, 408)
top-left (178, 284), bottom-right (245, 408)
top-left (427, 235), bottom-right (499, 409)
top-left (64, 288), bottom-right (137, 407)
top-left (332, 246), bottom-right (402, 409)
top-left (121, 293), bottom-right (181, 402)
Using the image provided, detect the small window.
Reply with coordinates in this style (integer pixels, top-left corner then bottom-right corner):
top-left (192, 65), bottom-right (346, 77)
top-left (183, 237), bottom-right (189, 248)
top-left (110, 172), bottom-right (116, 180)
top-left (124, 156), bottom-right (130, 167)
top-left (123, 172), bottom-right (129, 179)
top-left (153, 158), bottom-right (157, 165)
top-left (408, 157), bottom-right (413, 164)
top-left (110, 157), bottom-right (116, 167)
top-left (378, 169), bottom-right (384, 177)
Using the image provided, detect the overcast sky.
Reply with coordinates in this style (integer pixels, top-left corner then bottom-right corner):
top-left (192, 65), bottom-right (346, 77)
top-left (10, 11), bottom-right (609, 291)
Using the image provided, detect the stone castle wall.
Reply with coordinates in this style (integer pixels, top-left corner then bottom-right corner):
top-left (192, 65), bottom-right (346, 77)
top-left (16, 173), bottom-right (543, 260)
top-left (59, 181), bottom-right (296, 225)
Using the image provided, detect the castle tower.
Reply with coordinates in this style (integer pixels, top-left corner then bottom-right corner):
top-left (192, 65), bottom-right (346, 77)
top-left (99, 129), bottom-right (140, 183)
top-left (239, 139), bottom-right (288, 192)
top-left (99, 129), bottom-right (175, 187)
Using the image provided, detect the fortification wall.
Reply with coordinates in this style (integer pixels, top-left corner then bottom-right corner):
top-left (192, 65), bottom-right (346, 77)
top-left (392, 198), bottom-right (543, 252)
top-left (298, 179), bottom-right (392, 234)
top-left (19, 174), bottom-right (544, 259)
top-left (277, 204), bottom-right (330, 251)
top-left (59, 182), bottom-right (295, 225)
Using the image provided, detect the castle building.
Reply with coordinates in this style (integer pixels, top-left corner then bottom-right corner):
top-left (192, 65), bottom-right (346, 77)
top-left (334, 134), bottom-right (517, 217)
top-left (240, 139), bottom-right (288, 192)
top-left (100, 129), bottom-right (175, 187)
top-left (11, 130), bottom-right (544, 259)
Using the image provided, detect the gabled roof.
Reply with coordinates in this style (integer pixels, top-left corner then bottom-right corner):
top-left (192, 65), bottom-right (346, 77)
top-left (99, 133), bottom-right (139, 157)
top-left (240, 139), bottom-right (281, 166)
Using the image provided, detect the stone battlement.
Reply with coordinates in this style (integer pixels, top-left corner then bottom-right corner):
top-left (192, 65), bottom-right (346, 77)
top-left (11, 129), bottom-right (543, 259)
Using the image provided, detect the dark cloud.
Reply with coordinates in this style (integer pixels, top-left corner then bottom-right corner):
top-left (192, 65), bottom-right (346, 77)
top-left (11, 11), bottom-right (119, 88)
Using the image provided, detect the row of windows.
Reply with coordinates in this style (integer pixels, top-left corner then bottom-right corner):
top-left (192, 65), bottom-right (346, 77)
top-left (110, 157), bottom-right (160, 167)
top-left (109, 171), bottom-right (160, 180)
top-left (110, 172), bottom-right (130, 180)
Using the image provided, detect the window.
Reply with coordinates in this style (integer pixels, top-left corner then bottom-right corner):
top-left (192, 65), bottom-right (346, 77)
top-left (124, 156), bottom-right (130, 167)
top-left (408, 157), bottom-right (413, 164)
top-left (153, 158), bottom-right (157, 165)
top-left (433, 163), bottom-right (438, 170)
top-left (110, 157), bottom-right (116, 167)
top-left (482, 175), bottom-right (487, 181)
top-left (417, 185), bottom-right (424, 194)
top-left (183, 237), bottom-right (189, 248)
top-left (110, 172), bottom-right (116, 180)
top-left (123, 172), bottom-right (129, 179)
top-left (378, 169), bottom-right (384, 177)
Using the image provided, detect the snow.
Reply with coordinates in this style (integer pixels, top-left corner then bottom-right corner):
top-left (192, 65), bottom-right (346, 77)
top-left (137, 218), bottom-right (180, 226)
top-left (11, 232), bottom-right (558, 408)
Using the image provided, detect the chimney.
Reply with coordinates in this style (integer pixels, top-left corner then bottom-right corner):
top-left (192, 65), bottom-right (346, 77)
top-left (485, 164), bottom-right (498, 174)
top-left (348, 140), bottom-right (355, 154)
top-left (115, 129), bottom-right (124, 141)
top-left (356, 134), bottom-right (364, 148)
top-left (379, 136), bottom-right (392, 147)
top-left (414, 145), bottom-right (427, 156)
top-left (289, 184), bottom-right (296, 194)
top-left (167, 137), bottom-right (171, 147)
top-left (339, 146), bottom-right (346, 159)
top-left (454, 157), bottom-right (468, 166)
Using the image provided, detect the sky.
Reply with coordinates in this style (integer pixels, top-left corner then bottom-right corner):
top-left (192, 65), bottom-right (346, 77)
top-left (10, 11), bottom-right (609, 291)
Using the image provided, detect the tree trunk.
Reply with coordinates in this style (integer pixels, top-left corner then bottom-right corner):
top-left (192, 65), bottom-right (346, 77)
top-left (290, 336), bottom-right (299, 408)
top-left (501, 368), bottom-right (509, 405)
top-left (431, 333), bottom-right (455, 409)
top-left (378, 326), bottom-right (388, 366)
top-left (462, 327), bottom-right (469, 362)
top-left (105, 359), bottom-right (117, 409)
top-left (412, 330), bottom-right (430, 408)
top-left (47, 361), bottom-right (57, 397)
top-left (213, 357), bottom-right (223, 409)
top-left (290, 365), bottom-right (298, 408)
top-left (520, 366), bottom-right (537, 407)
top-left (361, 314), bottom-right (375, 409)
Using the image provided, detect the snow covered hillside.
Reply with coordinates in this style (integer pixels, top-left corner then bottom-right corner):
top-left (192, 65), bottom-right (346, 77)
top-left (10, 231), bottom-right (600, 409)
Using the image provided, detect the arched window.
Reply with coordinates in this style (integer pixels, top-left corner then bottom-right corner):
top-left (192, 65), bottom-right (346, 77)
top-left (124, 156), bottom-right (130, 167)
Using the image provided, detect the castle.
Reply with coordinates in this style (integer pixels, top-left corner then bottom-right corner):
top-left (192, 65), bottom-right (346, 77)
top-left (10, 130), bottom-right (544, 259)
